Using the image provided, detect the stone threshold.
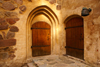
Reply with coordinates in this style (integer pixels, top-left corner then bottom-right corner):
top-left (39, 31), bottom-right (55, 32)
top-left (64, 55), bottom-right (91, 66)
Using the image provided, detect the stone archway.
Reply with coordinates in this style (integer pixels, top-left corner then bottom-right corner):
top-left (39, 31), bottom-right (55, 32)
top-left (64, 15), bottom-right (84, 59)
top-left (26, 5), bottom-right (59, 58)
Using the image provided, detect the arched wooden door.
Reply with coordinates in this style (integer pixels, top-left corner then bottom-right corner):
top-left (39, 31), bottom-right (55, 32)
top-left (65, 17), bottom-right (84, 59)
top-left (31, 22), bottom-right (51, 57)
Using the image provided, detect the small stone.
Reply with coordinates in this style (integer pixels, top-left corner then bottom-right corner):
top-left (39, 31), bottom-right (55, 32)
top-left (0, 34), bottom-right (3, 40)
top-left (9, 54), bottom-right (16, 60)
top-left (13, 48), bottom-right (17, 50)
top-left (14, 0), bottom-right (23, 5)
top-left (6, 18), bottom-right (19, 25)
top-left (56, 5), bottom-right (61, 10)
top-left (5, 11), bottom-right (18, 17)
top-left (57, 0), bottom-right (61, 4)
top-left (2, 2), bottom-right (16, 10)
top-left (0, 39), bottom-right (16, 47)
top-left (19, 11), bottom-right (23, 14)
top-left (49, 0), bottom-right (56, 4)
top-left (0, 25), bottom-right (9, 30)
top-left (19, 5), bottom-right (26, 12)
top-left (47, 59), bottom-right (54, 61)
top-left (10, 26), bottom-right (19, 32)
top-left (6, 31), bottom-right (15, 39)
top-left (0, 52), bottom-right (8, 60)
top-left (0, 12), bottom-right (6, 18)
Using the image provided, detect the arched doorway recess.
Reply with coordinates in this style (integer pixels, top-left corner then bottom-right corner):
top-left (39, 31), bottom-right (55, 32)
top-left (65, 15), bottom-right (84, 59)
top-left (26, 5), bottom-right (59, 58)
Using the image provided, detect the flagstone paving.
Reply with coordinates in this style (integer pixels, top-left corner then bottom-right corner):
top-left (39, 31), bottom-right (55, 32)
top-left (23, 55), bottom-right (92, 67)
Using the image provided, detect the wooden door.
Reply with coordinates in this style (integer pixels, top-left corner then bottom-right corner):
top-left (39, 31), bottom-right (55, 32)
top-left (66, 17), bottom-right (84, 59)
top-left (32, 22), bottom-right (51, 57)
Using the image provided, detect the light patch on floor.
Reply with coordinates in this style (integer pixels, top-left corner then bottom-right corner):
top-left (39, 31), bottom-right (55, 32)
top-left (22, 55), bottom-right (91, 67)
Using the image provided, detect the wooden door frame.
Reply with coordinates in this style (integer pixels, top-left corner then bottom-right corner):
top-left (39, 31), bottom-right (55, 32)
top-left (64, 15), bottom-right (84, 60)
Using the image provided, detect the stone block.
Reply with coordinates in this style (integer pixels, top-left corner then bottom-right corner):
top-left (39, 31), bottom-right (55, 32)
top-left (1, 21), bottom-right (7, 25)
top-left (2, 2), bottom-right (16, 10)
top-left (0, 18), bottom-right (5, 23)
top-left (0, 18), bottom-right (7, 25)
top-left (9, 54), bottom-right (16, 60)
top-left (0, 39), bottom-right (16, 47)
top-left (19, 5), bottom-right (26, 12)
top-left (14, 0), bottom-right (23, 5)
top-left (10, 26), bottom-right (19, 32)
top-left (6, 31), bottom-right (15, 39)
top-left (0, 24), bottom-right (9, 30)
top-left (5, 11), bottom-right (18, 17)
top-left (56, 5), bottom-right (61, 10)
top-left (0, 34), bottom-right (3, 40)
top-left (0, 0), bottom-right (3, 3)
top-left (0, 52), bottom-right (8, 60)
top-left (6, 18), bottom-right (19, 25)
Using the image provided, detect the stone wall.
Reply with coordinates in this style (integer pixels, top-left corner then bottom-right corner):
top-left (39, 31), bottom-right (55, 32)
top-left (0, 0), bottom-right (26, 66)
top-left (61, 0), bottom-right (100, 66)
top-left (0, 0), bottom-right (99, 67)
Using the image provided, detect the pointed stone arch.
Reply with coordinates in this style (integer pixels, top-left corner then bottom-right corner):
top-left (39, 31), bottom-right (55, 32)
top-left (26, 5), bottom-right (59, 58)
top-left (64, 14), bottom-right (83, 24)
top-left (27, 5), bottom-right (59, 25)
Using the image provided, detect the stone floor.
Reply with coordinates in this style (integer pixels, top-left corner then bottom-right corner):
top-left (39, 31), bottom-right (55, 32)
top-left (23, 55), bottom-right (92, 67)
